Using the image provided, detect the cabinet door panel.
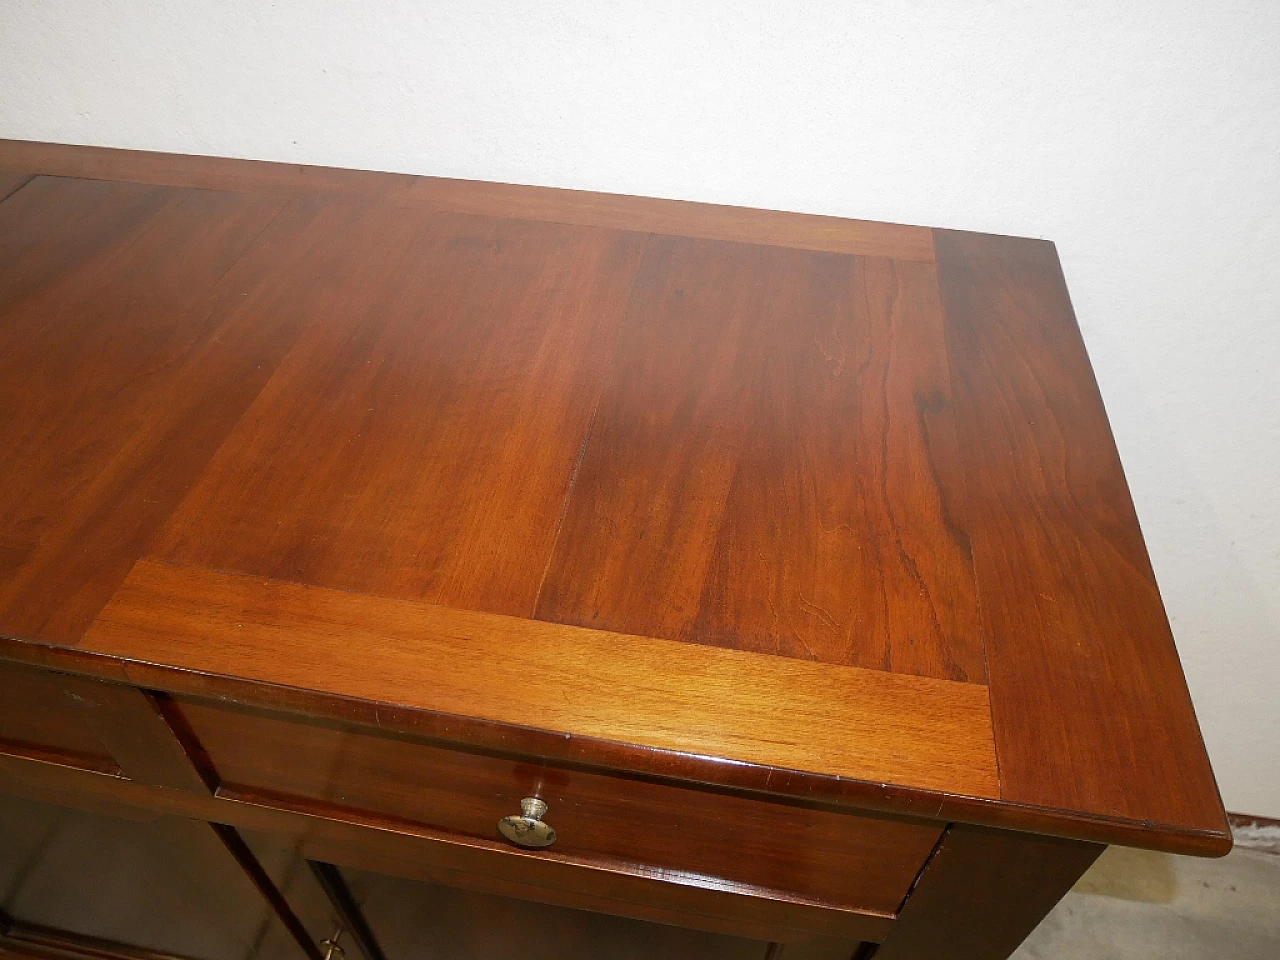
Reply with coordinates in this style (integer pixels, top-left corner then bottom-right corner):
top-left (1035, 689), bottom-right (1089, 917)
top-left (0, 792), bottom-right (309, 960)
top-left (333, 863), bottom-right (766, 960)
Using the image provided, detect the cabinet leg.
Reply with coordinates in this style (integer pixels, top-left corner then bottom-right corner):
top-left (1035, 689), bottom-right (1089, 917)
top-left (868, 824), bottom-right (1102, 960)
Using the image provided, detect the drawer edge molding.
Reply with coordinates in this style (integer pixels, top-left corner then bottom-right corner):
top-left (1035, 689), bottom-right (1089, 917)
top-left (0, 632), bottom-right (1235, 855)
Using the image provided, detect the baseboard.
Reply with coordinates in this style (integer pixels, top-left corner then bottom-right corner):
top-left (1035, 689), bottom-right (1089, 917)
top-left (1228, 813), bottom-right (1280, 854)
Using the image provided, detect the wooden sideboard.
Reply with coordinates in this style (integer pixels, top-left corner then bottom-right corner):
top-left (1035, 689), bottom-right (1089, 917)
top-left (0, 140), bottom-right (1229, 960)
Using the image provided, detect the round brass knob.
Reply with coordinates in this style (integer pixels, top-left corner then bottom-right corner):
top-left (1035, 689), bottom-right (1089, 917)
top-left (498, 797), bottom-right (556, 848)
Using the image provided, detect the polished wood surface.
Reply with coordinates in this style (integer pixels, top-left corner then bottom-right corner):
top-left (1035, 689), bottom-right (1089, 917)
top-left (85, 561), bottom-right (998, 798)
top-left (57, 677), bottom-right (211, 794)
top-left (151, 214), bottom-right (647, 618)
top-left (0, 176), bottom-right (288, 645)
top-left (933, 230), bottom-right (1226, 840)
top-left (534, 241), bottom-right (983, 681)
top-left (175, 695), bottom-right (943, 914)
top-left (868, 825), bottom-right (1102, 960)
top-left (0, 142), bottom-right (1228, 860)
top-left (0, 140), bottom-right (933, 260)
top-left (0, 751), bottom-right (893, 945)
top-left (0, 662), bottom-right (116, 774)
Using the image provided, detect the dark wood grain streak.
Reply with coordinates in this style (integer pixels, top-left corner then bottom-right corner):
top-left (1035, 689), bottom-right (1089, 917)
top-left (934, 230), bottom-right (1230, 851)
top-left (868, 825), bottom-right (1102, 960)
top-left (537, 238), bottom-right (984, 681)
top-left (695, 255), bottom-right (982, 680)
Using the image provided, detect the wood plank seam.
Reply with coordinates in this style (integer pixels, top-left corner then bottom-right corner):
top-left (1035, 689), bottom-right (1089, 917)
top-left (528, 276), bottom-right (619, 616)
top-left (0, 173), bottom-right (33, 205)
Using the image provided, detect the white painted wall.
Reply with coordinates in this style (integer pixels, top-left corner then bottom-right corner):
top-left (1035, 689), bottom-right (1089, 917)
top-left (3, 1), bottom-right (1277, 816)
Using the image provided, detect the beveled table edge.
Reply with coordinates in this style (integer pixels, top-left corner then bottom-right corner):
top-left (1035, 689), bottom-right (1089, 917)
top-left (0, 138), bottom-right (934, 261)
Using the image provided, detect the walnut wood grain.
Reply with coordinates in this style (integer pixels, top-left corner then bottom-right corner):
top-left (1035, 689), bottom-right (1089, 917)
top-left (82, 561), bottom-right (999, 798)
top-left (2, 636), bottom-right (1228, 854)
top-left (0, 140), bottom-right (933, 261)
top-left (699, 255), bottom-right (981, 682)
top-left (0, 176), bottom-right (174, 334)
top-left (537, 239), bottom-right (983, 680)
top-left (0, 143), bottom-right (1230, 859)
top-left (151, 215), bottom-right (647, 618)
top-left (934, 230), bottom-right (1229, 851)
top-left (0, 177), bottom-right (290, 643)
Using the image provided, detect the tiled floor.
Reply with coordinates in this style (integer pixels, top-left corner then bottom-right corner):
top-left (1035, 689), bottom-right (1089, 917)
top-left (1012, 843), bottom-right (1280, 958)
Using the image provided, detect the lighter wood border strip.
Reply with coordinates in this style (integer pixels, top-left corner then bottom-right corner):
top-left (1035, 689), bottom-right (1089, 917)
top-left (81, 561), bottom-right (998, 799)
top-left (0, 139), bottom-right (935, 261)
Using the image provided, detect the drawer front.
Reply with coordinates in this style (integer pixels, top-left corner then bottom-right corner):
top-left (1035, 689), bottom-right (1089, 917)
top-left (175, 697), bottom-right (940, 915)
top-left (0, 660), bottom-right (116, 772)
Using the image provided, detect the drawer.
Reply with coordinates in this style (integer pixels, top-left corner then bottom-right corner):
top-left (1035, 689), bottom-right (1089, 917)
top-left (174, 696), bottom-right (941, 915)
top-left (0, 659), bottom-right (117, 773)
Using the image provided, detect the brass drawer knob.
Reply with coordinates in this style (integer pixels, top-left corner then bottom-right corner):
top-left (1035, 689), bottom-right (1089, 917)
top-left (498, 797), bottom-right (557, 848)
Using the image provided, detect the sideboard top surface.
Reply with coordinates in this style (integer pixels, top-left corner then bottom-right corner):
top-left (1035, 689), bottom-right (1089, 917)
top-left (0, 139), bottom-right (1229, 855)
